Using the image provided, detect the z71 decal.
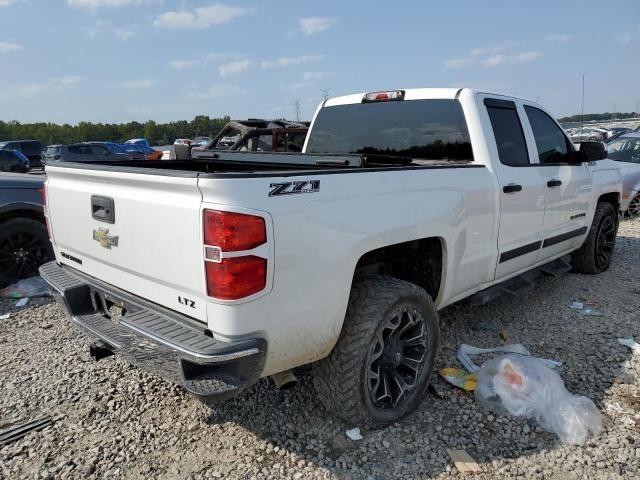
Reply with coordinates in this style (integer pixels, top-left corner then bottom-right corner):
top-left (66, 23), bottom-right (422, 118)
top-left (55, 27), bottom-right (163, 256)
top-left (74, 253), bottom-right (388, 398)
top-left (269, 180), bottom-right (320, 197)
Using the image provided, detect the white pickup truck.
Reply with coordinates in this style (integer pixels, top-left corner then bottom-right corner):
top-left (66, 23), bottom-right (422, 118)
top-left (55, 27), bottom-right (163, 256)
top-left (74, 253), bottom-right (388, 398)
top-left (40, 88), bottom-right (621, 427)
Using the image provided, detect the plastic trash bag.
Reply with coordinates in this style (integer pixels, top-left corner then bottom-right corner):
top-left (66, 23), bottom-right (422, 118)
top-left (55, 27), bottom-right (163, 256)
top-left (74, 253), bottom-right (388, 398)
top-left (475, 354), bottom-right (602, 445)
top-left (0, 276), bottom-right (51, 299)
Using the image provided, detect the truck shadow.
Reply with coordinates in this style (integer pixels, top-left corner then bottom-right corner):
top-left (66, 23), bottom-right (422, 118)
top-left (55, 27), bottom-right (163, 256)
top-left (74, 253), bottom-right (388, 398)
top-left (201, 231), bottom-right (640, 478)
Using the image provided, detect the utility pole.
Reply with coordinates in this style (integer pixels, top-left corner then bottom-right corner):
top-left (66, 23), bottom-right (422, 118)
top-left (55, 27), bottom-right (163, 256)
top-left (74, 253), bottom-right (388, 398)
top-left (321, 89), bottom-right (331, 101)
top-left (293, 98), bottom-right (301, 122)
top-left (580, 74), bottom-right (585, 135)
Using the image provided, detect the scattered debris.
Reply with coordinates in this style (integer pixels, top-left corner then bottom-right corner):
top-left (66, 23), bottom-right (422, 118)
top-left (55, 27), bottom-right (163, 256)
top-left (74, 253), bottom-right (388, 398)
top-left (0, 416), bottom-right (53, 446)
top-left (428, 383), bottom-right (447, 399)
top-left (345, 427), bottom-right (363, 441)
top-left (569, 301), bottom-right (603, 316)
top-left (0, 276), bottom-right (51, 299)
top-left (15, 298), bottom-right (29, 308)
top-left (447, 449), bottom-right (482, 474)
top-left (475, 354), bottom-right (602, 445)
top-left (0, 313), bottom-right (10, 320)
top-left (457, 343), bottom-right (561, 373)
top-left (499, 330), bottom-right (508, 342)
top-left (618, 337), bottom-right (640, 354)
top-left (439, 368), bottom-right (477, 391)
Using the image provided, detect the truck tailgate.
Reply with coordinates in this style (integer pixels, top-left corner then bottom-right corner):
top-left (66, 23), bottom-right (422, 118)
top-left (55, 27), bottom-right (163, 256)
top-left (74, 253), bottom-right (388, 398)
top-left (45, 165), bottom-right (207, 322)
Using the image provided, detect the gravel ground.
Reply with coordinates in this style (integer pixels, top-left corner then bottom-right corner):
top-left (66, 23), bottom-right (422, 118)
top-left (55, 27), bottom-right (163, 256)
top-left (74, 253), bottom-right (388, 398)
top-left (1, 218), bottom-right (640, 480)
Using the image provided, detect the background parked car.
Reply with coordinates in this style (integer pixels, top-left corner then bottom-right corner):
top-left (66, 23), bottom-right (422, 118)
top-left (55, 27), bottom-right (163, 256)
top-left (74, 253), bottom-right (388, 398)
top-left (569, 128), bottom-right (608, 143)
top-left (86, 142), bottom-right (146, 160)
top-left (123, 138), bottom-right (152, 148)
top-left (0, 173), bottom-right (53, 287)
top-left (121, 143), bottom-right (163, 160)
top-left (605, 132), bottom-right (640, 218)
top-left (191, 136), bottom-right (211, 147)
top-left (0, 150), bottom-right (31, 173)
top-left (43, 144), bottom-right (134, 163)
top-left (173, 138), bottom-right (192, 146)
top-left (0, 140), bottom-right (43, 168)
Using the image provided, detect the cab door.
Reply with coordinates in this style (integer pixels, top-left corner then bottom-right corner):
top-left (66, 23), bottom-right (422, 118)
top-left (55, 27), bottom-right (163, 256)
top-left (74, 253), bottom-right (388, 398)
top-left (482, 96), bottom-right (547, 280)
top-left (521, 105), bottom-right (592, 260)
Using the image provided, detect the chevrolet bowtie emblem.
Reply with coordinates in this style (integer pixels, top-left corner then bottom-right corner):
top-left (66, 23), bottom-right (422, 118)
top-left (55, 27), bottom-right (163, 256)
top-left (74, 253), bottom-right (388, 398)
top-left (93, 227), bottom-right (119, 249)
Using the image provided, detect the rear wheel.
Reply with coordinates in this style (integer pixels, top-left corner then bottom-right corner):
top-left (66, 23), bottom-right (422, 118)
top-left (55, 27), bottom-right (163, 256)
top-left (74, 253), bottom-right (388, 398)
top-left (627, 194), bottom-right (640, 219)
top-left (571, 202), bottom-right (618, 274)
top-left (0, 218), bottom-right (54, 287)
top-left (313, 276), bottom-right (439, 428)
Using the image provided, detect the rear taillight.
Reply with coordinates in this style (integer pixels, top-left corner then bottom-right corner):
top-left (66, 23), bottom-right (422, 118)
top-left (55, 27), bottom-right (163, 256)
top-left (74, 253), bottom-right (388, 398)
top-left (204, 210), bottom-right (266, 252)
top-left (203, 209), bottom-right (268, 300)
top-left (206, 256), bottom-right (267, 300)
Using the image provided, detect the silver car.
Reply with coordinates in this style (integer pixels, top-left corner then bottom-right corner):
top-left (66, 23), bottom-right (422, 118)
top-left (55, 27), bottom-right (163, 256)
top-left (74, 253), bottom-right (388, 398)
top-left (43, 143), bottom-right (135, 163)
top-left (605, 132), bottom-right (640, 218)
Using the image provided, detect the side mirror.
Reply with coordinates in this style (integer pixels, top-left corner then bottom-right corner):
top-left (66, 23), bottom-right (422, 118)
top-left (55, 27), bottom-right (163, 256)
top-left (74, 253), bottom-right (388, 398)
top-left (579, 141), bottom-right (607, 162)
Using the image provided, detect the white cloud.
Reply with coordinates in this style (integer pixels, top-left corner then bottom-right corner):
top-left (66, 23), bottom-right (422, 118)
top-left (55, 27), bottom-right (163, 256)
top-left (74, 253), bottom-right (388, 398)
top-left (261, 54), bottom-right (322, 69)
top-left (299, 17), bottom-right (336, 35)
top-left (445, 47), bottom-right (542, 69)
top-left (617, 26), bottom-right (640, 44)
top-left (171, 59), bottom-right (202, 70)
top-left (114, 28), bottom-right (134, 41)
top-left (0, 75), bottom-right (86, 101)
top-left (170, 53), bottom-right (244, 70)
top-left (66, 0), bottom-right (132, 9)
top-left (0, 41), bottom-right (22, 53)
top-left (154, 4), bottom-right (253, 30)
top-left (118, 79), bottom-right (156, 89)
top-left (186, 84), bottom-right (246, 99)
top-left (52, 75), bottom-right (86, 86)
top-left (544, 34), bottom-right (573, 44)
top-left (0, 0), bottom-right (18, 6)
top-left (303, 71), bottom-right (331, 82)
top-left (219, 59), bottom-right (252, 77)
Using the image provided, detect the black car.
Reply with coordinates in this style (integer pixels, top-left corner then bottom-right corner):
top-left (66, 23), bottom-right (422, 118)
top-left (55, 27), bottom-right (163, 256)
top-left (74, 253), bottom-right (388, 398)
top-left (0, 173), bottom-right (53, 287)
top-left (0, 140), bottom-right (43, 168)
top-left (0, 149), bottom-right (30, 173)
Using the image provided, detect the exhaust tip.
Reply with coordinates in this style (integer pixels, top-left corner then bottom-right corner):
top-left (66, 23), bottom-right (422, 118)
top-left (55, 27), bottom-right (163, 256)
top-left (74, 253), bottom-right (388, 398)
top-left (271, 370), bottom-right (298, 390)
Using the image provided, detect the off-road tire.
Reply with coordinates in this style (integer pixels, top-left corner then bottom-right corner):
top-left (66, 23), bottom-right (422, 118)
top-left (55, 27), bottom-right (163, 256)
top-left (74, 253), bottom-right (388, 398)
top-left (313, 276), bottom-right (439, 428)
top-left (570, 202), bottom-right (618, 274)
top-left (0, 217), bottom-right (53, 287)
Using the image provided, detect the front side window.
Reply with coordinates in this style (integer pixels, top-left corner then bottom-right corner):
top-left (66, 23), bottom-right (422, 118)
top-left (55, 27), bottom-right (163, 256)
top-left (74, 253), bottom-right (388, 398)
top-left (306, 99), bottom-right (473, 161)
top-left (525, 106), bottom-right (573, 164)
top-left (486, 103), bottom-right (530, 166)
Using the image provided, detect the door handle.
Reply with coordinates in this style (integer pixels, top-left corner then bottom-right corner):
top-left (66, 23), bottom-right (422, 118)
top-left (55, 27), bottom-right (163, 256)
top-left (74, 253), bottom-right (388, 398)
top-left (503, 184), bottom-right (522, 194)
top-left (547, 179), bottom-right (562, 188)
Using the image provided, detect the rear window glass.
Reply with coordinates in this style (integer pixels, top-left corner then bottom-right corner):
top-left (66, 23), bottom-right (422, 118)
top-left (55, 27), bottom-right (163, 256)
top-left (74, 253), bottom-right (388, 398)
top-left (46, 146), bottom-right (61, 154)
top-left (306, 99), bottom-right (473, 161)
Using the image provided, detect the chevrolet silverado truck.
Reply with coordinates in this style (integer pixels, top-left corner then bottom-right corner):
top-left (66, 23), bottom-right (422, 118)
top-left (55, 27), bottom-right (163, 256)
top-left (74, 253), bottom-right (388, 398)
top-left (40, 88), bottom-right (621, 427)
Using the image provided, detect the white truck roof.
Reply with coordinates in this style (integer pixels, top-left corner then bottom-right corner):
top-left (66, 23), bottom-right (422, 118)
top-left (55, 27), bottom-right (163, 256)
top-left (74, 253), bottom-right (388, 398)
top-left (324, 87), bottom-right (532, 107)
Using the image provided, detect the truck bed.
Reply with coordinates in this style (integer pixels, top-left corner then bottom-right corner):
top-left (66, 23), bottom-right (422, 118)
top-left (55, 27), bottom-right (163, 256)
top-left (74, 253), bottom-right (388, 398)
top-left (47, 152), bottom-right (478, 178)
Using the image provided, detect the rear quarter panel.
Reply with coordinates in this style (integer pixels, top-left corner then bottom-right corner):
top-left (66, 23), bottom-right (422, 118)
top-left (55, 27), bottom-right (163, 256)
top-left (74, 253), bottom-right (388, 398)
top-left (198, 166), bottom-right (497, 375)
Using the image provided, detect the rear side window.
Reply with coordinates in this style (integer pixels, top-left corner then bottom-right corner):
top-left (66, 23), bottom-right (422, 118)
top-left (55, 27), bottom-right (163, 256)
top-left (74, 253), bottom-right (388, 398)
top-left (306, 99), bottom-right (473, 161)
top-left (486, 102), bottom-right (530, 166)
top-left (68, 145), bottom-right (86, 155)
top-left (524, 106), bottom-right (572, 164)
top-left (46, 146), bottom-right (61, 155)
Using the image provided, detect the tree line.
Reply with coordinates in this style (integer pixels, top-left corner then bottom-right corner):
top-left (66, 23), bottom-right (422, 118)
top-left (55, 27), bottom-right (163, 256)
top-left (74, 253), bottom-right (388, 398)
top-left (0, 115), bottom-right (232, 146)
top-left (558, 112), bottom-right (639, 123)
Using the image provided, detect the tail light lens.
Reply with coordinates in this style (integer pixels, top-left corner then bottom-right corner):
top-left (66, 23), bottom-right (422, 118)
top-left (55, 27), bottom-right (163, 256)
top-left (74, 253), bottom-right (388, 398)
top-left (204, 210), bottom-right (266, 252)
top-left (203, 209), bottom-right (268, 300)
top-left (206, 256), bottom-right (267, 300)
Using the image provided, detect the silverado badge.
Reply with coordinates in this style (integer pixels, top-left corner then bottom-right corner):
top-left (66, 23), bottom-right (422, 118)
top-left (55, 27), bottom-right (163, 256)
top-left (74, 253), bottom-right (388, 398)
top-left (93, 227), bottom-right (119, 249)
